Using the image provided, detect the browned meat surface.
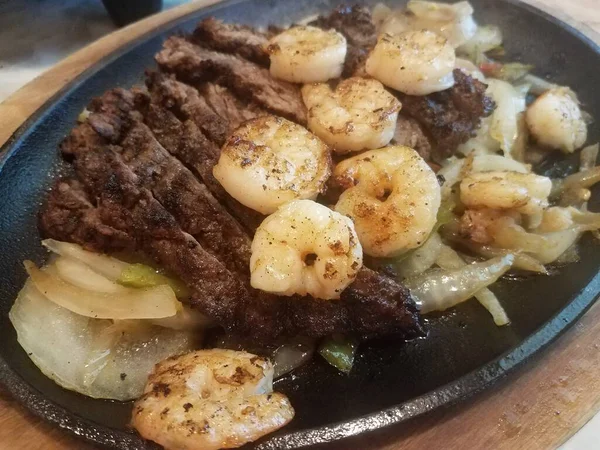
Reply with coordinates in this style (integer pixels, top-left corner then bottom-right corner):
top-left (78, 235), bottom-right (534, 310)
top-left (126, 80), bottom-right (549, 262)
top-left (156, 36), bottom-right (306, 124)
top-left (199, 82), bottom-right (268, 131)
top-left (39, 179), bottom-right (133, 253)
top-left (393, 114), bottom-right (433, 161)
top-left (192, 17), bottom-right (270, 66)
top-left (309, 5), bottom-right (377, 77)
top-left (121, 123), bottom-right (253, 276)
top-left (145, 71), bottom-right (229, 145)
top-left (71, 91), bottom-right (254, 276)
top-left (397, 70), bottom-right (495, 162)
top-left (143, 76), bottom-right (265, 231)
top-left (145, 72), bottom-right (267, 146)
top-left (63, 133), bottom-right (246, 309)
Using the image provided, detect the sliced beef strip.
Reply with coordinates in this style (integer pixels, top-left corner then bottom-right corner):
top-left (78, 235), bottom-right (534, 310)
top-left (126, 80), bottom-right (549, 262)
top-left (119, 121), bottom-right (253, 276)
top-left (309, 5), bottom-right (377, 77)
top-left (155, 36), bottom-right (306, 124)
top-left (393, 114), bottom-right (433, 162)
top-left (397, 69), bottom-right (496, 163)
top-left (146, 71), bottom-right (268, 144)
top-left (81, 90), bottom-right (254, 276)
top-left (198, 82), bottom-right (268, 131)
top-left (141, 96), bottom-right (265, 232)
top-left (39, 179), bottom-right (134, 253)
top-left (145, 71), bottom-right (229, 145)
top-left (62, 134), bottom-right (247, 311)
top-left (192, 17), bottom-right (270, 66)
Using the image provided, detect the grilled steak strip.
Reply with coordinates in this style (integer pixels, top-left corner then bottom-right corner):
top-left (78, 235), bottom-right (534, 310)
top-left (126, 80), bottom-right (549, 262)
top-left (63, 132), bottom-right (246, 311)
top-left (198, 82), bottom-right (268, 132)
top-left (192, 17), bottom-right (270, 66)
top-left (155, 36), bottom-right (306, 124)
top-left (120, 121), bottom-right (253, 276)
top-left (140, 90), bottom-right (265, 232)
top-left (309, 5), bottom-right (377, 77)
top-left (393, 114), bottom-right (433, 162)
top-left (397, 69), bottom-right (496, 162)
top-left (146, 72), bottom-right (268, 145)
top-left (39, 179), bottom-right (134, 253)
top-left (145, 71), bottom-right (230, 146)
top-left (82, 89), bottom-right (254, 276)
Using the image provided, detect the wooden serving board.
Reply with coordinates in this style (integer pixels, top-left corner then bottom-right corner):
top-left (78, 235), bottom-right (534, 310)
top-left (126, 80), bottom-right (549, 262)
top-left (0, 0), bottom-right (599, 449)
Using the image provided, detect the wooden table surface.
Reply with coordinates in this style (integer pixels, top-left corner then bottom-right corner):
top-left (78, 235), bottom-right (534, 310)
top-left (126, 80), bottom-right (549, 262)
top-left (0, 0), bottom-right (599, 449)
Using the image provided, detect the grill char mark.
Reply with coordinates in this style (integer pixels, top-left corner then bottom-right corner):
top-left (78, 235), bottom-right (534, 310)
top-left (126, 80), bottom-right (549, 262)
top-left (192, 17), bottom-right (271, 66)
top-left (155, 36), bottom-right (306, 124)
top-left (62, 130), bottom-right (246, 312)
top-left (309, 5), bottom-right (377, 77)
top-left (397, 69), bottom-right (496, 162)
top-left (141, 76), bottom-right (265, 232)
top-left (82, 89), bottom-right (253, 276)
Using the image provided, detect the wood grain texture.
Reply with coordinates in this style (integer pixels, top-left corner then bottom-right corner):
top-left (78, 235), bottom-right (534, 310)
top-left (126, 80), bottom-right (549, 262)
top-left (0, 0), bottom-right (599, 449)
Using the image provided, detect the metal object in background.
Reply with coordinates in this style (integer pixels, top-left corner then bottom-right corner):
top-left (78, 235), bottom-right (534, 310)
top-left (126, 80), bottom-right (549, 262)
top-left (101, 0), bottom-right (163, 26)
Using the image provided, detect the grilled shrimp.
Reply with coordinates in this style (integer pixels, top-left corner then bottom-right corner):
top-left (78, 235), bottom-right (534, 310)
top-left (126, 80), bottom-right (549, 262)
top-left (213, 116), bottom-right (332, 215)
top-left (379, 1), bottom-right (478, 48)
top-left (301, 77), bottom-right (402, 154)
top-left (250, 200), bottom-right (362, 300)
top-left (526, 87), bottom-right (587, 153)
top-left (333, 146), bottom-right (441, 257)
top-left (131, 349), bottom-right (294, 450)
top-left (366, 30), bottom-right (456, 95)
top-left (266, 26), bottom-right (347, 83)
top-left (460, 171), bottom-right (552, 216)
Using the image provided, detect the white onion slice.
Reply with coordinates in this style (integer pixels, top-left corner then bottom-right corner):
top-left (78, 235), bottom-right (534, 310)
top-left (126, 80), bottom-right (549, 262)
top-left (529, 227), bottom-right (582, 264)
top-left (438, 157), bottom-right (466, 198)
top-left (492, 224), bottom-right (548, 253)
top-left (458, 240), bottom-right (547, 274)
top-left (396, 233), bottom-right (443, 278)
top-left (487, 79), bottom-right (527, 157)
top-left (523, 74), bottom-right (558, 96)
top-left (458, 24), bottom-right (503, 56)
top-left (151, 306), bottom-right (213, 330)
top-left (25, 260), bottom-right (179, 320)
top-left (54, 256), bottom-right (124, 293)
top-left (471, 154), bottom-right (530, 173)
top-left (580, 144), bottom-right (599, 172)
top-left (272, 339), bottom-right (316, 379)
top-left (406, 254), bottom-right (514, 314)
top-left (436, 245), bottom-right (510, 325)
top-left (42, 239), bottom-right (128, 280)
top-left (472, 288), bottom-right (510, 326)
top-left (9, 281), bottom-right (197, 400)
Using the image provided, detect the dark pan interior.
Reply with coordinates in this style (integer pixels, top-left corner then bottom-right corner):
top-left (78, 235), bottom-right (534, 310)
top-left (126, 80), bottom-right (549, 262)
top-left (0, 0), bottom-right (599, 448)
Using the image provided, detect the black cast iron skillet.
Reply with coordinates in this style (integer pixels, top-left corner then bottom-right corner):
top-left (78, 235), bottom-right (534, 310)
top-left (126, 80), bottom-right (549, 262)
top-left (0, 0), bottom-right (599, 448)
